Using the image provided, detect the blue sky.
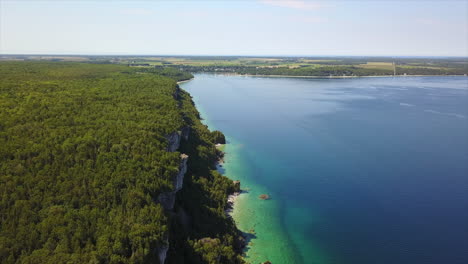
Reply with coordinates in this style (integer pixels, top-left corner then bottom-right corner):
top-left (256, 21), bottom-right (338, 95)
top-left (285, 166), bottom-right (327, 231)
top-left (1, 0), bottom-right (467, 56)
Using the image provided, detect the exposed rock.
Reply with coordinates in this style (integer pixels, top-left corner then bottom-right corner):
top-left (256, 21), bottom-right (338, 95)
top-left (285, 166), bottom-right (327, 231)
top-left (225, 191), bottom-right (240, 216)
top-left (166, 126), bottom-right (190, 152)
top-left (181, 126), bottom-right (190, 140)
top-left (158, 192), bottom-right (176, 211)
top-left (166, 131), bottom-right (181, 152)
top-left (176, 207), bottom-right (191, 233)
top-left (157, 127), bottom-right (190, 261)
top-left (156, 238), bottom-right (169, 264)
top-left (259, 194), bottom-right (270, 200)
top-left (158, 154), bottom-right (189, 210)
top-left (173, 86), bottom-right (182, 100)
top-left (225, 182), bottom-right (241, 216)
top-left (175, 154), bottom-right (188, 191)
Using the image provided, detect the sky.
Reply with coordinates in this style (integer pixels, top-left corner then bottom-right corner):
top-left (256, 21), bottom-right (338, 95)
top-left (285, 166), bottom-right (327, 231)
top-left (0, 0), bottom-right (467, 56)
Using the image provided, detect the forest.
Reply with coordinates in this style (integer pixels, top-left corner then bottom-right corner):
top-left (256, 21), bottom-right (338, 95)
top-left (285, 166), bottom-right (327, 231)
top-left (0, 62), bottom-right (244, 264)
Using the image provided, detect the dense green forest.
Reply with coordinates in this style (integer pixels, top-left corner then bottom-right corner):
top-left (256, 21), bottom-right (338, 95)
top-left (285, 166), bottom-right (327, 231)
top-left (0, 62), bottom-right (244, 263)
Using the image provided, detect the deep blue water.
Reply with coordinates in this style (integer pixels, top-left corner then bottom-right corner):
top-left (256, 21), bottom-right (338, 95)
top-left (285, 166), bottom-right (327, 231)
top-left (181, 75), bottom-right (468, 264)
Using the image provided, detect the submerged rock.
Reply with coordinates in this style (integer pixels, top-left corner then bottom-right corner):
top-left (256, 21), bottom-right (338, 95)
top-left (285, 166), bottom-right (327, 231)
top-left (259, 194), bottom-right (270, 200)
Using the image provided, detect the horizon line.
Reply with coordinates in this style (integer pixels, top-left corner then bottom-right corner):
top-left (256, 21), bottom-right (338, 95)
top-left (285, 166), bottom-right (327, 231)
top-left (1, 53), bottom-right (468, 59)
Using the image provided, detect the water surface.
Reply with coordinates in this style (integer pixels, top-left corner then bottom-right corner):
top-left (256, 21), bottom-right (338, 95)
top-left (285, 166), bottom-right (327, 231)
top-left (181, 75), bottom-right (468, 264)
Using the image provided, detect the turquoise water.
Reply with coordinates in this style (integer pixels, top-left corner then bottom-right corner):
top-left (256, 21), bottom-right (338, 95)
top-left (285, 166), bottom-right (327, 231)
top-left (181, 75), bottom-right (468, 264)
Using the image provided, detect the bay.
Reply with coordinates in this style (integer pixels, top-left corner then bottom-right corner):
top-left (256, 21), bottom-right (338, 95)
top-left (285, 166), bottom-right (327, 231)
top-left (181, 74), bottom-right (468, 264)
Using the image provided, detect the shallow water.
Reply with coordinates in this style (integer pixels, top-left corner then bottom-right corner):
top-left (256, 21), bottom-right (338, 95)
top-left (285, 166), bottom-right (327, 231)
top-left (181, 75), bottom-right (468, 264)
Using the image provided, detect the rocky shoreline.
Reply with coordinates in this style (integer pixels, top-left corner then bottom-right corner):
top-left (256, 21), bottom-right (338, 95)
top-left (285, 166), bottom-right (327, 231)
top-left (156, 83), bottom-right (247, 263)
top-left (226, 191), bottom-right (241, 216)
top-left (215, 144), bottom-right (241, 217)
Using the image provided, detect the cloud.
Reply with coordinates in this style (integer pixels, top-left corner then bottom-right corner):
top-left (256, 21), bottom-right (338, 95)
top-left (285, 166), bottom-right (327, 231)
top-left (120, 8), bottom-right (153, 16)
top-left (260, 0), bottom-right (327, 10)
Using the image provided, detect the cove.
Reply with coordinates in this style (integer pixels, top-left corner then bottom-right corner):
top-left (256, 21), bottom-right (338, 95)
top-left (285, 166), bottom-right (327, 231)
top-left (180, 74), bottom-right (468, 264)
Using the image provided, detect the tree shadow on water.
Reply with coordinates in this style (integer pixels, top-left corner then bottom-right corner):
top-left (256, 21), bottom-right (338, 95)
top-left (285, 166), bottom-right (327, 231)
top-left (216, 163), bottom-right (226, 174)
top-left (241, 230), bottom-right (257, 253)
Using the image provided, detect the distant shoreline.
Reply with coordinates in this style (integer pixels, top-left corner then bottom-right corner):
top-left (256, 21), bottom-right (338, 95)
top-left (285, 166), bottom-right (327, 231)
top-left (207, 73), bottom-right (468, 79)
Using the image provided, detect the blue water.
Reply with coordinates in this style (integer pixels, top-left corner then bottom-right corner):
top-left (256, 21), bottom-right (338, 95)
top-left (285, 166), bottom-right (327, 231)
top-left (181, 75), bottom-right (468, 264)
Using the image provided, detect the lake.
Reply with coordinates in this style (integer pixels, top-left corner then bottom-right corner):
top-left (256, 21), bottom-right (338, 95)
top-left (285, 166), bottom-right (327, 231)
top-left (180, 74), bottom-right (468, 264)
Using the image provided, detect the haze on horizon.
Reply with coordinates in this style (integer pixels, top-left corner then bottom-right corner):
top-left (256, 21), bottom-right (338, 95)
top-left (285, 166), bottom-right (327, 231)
top-left (1, 0), bottom-right (467, 57)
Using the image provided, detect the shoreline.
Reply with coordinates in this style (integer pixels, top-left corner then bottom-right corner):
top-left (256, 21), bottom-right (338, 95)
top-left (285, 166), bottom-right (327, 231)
top-left (225, 191), bottom-right (241, 216)
top-left (179, 77), bottom-right (248, 260)
top-left (215, 143), bottom-right (239, 217)
top-left (176, 77), bottom-right (194, 84)
top-left (176, 73), bottom-right (466, 83)
top-left (209, 73), bottom-right (467, 79)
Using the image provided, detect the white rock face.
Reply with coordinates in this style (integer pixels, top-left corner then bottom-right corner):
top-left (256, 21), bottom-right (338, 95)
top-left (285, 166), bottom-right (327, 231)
top-left (157, 238), bottom-right (169, 264)
top-left (158, 127), bottom-right (190, 262)
top-left (166, 126), bottom-right (190, 152)
top-left (158, 192), bottom-right (176, 211)
top-left (181, 126), bottom-right (190, 141)
top-left (158, 154), bottom-right (189, 210)
top-left (175, 154), bottom-right (188, 191)
top-left (166, 131), bottom-right (181, 152)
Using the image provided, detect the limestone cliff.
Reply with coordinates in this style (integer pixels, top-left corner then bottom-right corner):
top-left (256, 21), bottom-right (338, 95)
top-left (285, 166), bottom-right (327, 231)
top-left (156, 154), bottom-right (188, 263)
top-left (165, 131), bottom-right (182, 152)
top-left (175, 154), bottom-right (188, 191)
top-left (181, 126), bottom-right (190, 141)
top-left (158, 154), bottom-right (189, 210)
top-left (157, 238), bottom-right (169, 264)
top-left (166, 126), bottom-right (190, 152)
top-left (158, 126), bottom-right (189, 264)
